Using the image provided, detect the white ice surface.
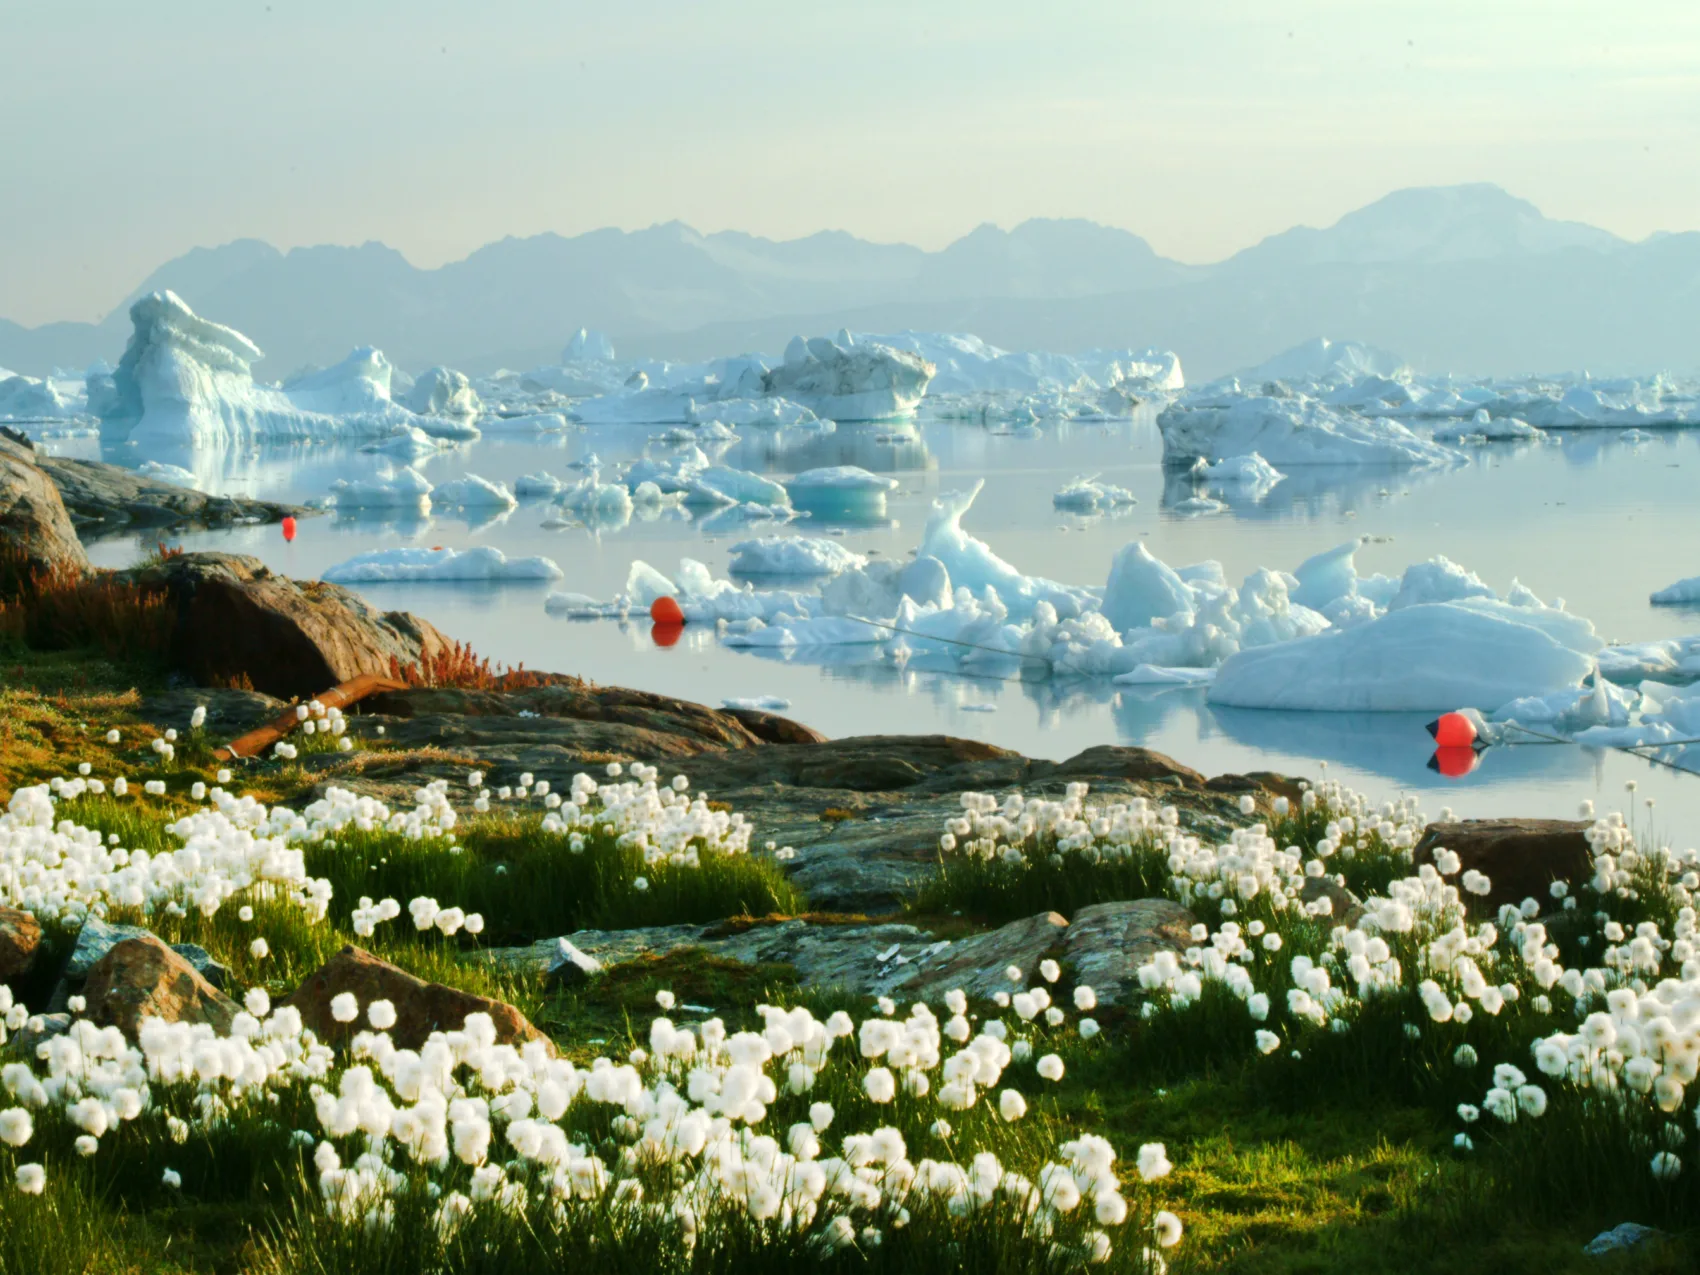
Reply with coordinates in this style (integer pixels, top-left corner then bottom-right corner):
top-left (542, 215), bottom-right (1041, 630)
top-left (327, 465), bottom-right (433, 511)
top-left (728, 537), bottom-right (867, 576)
top-left (1159, 389), bottom-right (1466, 468)
top-left (431, 474), bottom-right (518, 510)
top-left (1053, 475), bottom-right (1138, 513)
top-left (322, 545), bottom-right (561, 584)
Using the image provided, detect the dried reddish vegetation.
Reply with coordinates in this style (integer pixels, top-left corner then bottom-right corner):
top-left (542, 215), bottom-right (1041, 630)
top-left (387, 639), bottom-right (556, 692)
top-left (0, 549), bottom-right (174, 663)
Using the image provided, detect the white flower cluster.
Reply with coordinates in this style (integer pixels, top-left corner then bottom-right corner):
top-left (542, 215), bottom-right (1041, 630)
top-left (539, 763), bottom-right (765, 867)
top-left (938, 785), bottom-right (1172, 866)
top-left (293, 699), bottom-right (355, 752)
top-left (0, 985), bottom-right (1173, 1266)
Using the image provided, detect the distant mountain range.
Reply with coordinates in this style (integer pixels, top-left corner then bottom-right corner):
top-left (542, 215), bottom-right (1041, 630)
top-left (3, 184), bottom-right (1696, 382)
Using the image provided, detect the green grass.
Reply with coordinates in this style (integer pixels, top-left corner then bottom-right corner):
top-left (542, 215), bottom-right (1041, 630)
top-left (910, 844), bottom-right (1171, 924)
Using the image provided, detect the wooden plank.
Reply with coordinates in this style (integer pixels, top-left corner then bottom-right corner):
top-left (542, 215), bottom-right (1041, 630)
top-left (215, 673), bottom-right (410, 761)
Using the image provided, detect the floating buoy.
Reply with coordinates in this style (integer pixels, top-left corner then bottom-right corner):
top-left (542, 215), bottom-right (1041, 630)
top-left (1428, 746), bottom-right (1480, 778)
top-left (650, 595), bottom-right (685, 626)
top-left (281, 515), bottom-right (297, 543)
top-left (1426, 711), bottom-right (1477, 750)
top-left (651, 622), bottom-right (682, 649)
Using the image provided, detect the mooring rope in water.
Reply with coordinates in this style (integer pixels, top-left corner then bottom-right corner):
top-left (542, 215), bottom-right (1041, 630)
top-left (1498, 721), bottom-right (1700, 778)
top-left (842, 613), bottom-right (1059, 668)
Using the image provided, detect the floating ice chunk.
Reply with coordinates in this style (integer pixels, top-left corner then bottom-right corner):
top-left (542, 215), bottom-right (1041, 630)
top-left (328, 465), bottom-right (433, 511)
top-left (692, 420), bottom-right (740, 440)
top-left (1207, 603), bottom-right (1594, 712)
top-left (1159, 391), bottom-right (1465, 468)
top-left (137, 460), bottom-right (198, 487)
top-left (1197, 452), bottom-right (1285, 490)
top-left (1429, 409), bottom-right (1543, 441)
top-left (479, 412), bottom-right (567, 433)
top-left (1652, 575), bottom-right (1700, 605)
top-left (760, 334), bottom-right (933, 420)
top-left (785, 465), bottom-right (897, 518)
top-left (514, 471), bottom-right (564, 498)
top-left (1102, 542), bottom-right (1194, 634)
top-left (1053, 475), bottom-right (1138, 513)
top-left (721, 696), bottom-right (792, 712)
top-left (917, 481), bottom-right (1089, 620)
top-left (1291, 540), bottom-right (1367, 612)
top-left (323, 545), bottom-right (561, 583)
top-left (728, 537), bottom-right (867, 577)
top-left (360, 427), bottom-right (452, 460)
top-left (403, 367), bottom-right (482, 419)
top-left (431, 474), bottom-right (518, 510)
top-left (556, 474), bottom-right (633, 522)
top-left (682, 465), bottom-right (791, 509)
top-left (1112, 665), bottom-right (1217, 685)
top-left (1170, 495), bottom-right (1227, 515)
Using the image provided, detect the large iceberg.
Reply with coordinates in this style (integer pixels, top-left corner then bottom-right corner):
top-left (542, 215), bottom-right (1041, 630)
top-left (1207, 603), bottom-right (1596, 712)
top-left (762, 332), bottom-right (933, 420)
top-left (403, 367), bottom-right (482, 419)
top-left (328, 465), bottom-right (433, 512)
top-left (104, 291), bottom-right (418, 447)
top-left (1158, 386), bottom-right (1466, 468)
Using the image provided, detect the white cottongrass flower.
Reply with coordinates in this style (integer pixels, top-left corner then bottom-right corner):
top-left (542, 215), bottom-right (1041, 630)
top-left (245, 988), bottom-right (271, 1018)
top-left (14, 1163), bottom-right (45, 1195)
top-left (1154, 1209), bottom-right (1184, 1247)
top-left (1136, 1143), bottom-right (1173, 1181)
top-left (250, 938), bottom-right (270, 959)
top-left (1651, 1151), bottom-right (1682, 1181)
top-left (863, 1068), bottom-right (897, 1103)
top-left (1039, 959), bottom-right (1060, 984)
top-left (368, 1000), bottom-right (397, 1031)
top-left (1079, 1018), bottom-right (1101, 1040)
top-left (0, 1109), bottom-right (33, 1147)
top-left (998, 1089), bottom-right (1028, 1121)
top-left (105, 729), bottom-right (120, 744)
top-left (162, 1168), bottom-right (182, 1189)
top-left (1037, 1054), bottom-right (1065, 1082)
top-left (74, 1134), bottom-right (99, 1157)
top-left (330, 993), bottom-right (359, 1024)
top-left (1255, 1030), bottom-right (1281, 1055)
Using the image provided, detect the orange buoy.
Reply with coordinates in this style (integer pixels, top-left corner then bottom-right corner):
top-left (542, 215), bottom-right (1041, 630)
top-left (650, 595), bottom-right (685, 626)
top-left (281, 515), bottom-right (297, 543)
top-left (1427, 711), bottom-right (1477, 749)
top-left (1428, 747), bottom-right (1480, 779)
top-left (651, 622), bottom-right (682, 648)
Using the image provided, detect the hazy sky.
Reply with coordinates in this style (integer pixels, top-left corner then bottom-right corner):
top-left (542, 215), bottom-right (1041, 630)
top-left (3, 0), bottom-right (1697, 325)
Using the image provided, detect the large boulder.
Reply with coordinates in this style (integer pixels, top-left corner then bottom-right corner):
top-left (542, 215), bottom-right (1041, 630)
top-left (0, 434), bottom-right (89, 585)
top-left (1413, 818), bottom-right (1594, 910)
top-left (285, 945), bottom-right (550, 1051)
top-left (81, 936), bottom-right (240, 1038)
top-left (124, 552), bottom-right (450, 698)
top-left (1064, 899), bottom-right (1198, 1006)
top-left (0, 906), bottom-right (42, 980)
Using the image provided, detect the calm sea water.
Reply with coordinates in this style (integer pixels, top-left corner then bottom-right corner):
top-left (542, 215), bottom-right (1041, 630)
top-left (78, 410), bottom-right (1700, 835)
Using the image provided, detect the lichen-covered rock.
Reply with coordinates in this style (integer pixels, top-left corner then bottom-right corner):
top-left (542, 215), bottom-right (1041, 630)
top-left (285, 945), bottom-right (549, 1052)
top-left (1413, 818), bottom-right (1593, 910)
top-left (81, 936), bottom-right (240, 1038)
top-left (0, 906), bottom-right (42, 980)
top-left (0, 434), bottom-right (89, 582)
top-left (1064, 900), bottom-right (1198, 1006)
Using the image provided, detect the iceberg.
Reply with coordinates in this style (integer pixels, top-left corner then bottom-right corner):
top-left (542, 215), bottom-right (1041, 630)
top-left (322, 545), bottom-right (561, 584)
top-left (563, 328), bottom-right (616, 362)
top-left (1053, 475), bottom-right (1138, 514)
top-left (1652, 575), bottom-right (1700, 606)
top-left (784, 465), bottom-right (898, 519)
top-left (1207, 603), bottom-right (1595, 712)
top-left (556, 474), bottom-right (635, 522)
top-left (682, 465), bottom-right (791, 510)
top-left (514, 471), bottom-right (565, 498)
top-left (1197, 453), bottom-right (1285, 489)
top-left (728, 536), bottom-right (867, 577)
top-left (762, 332), bottom-right (933, 421)
top-left (1158, 389), bottom-right (1466, 468)
top-left (431, 474), bottom-right (518, 510)
top-left (0, 372), bottom-right (85, 422)
top-left (403, 367), bottom-right (482, 419)
top-left (1240, 337), bottom-right (1409, 386)
top-left (1101, 542), bottom-right (1194, 633)
top-left (328, 465), bottom-right (433, 512)
top-left (106, 292), bottom-right (418, 447)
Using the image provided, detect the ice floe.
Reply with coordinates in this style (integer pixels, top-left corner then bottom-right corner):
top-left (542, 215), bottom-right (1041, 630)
top-left (1159, 387), bottom-right (1466, 469)
top-left (727, 536), bottom-right (867, 577)
top-left (1651, 575), bottom-right (1700, 606)
top-left (327, 465), bottom-right (433, 512)
top-left (1053, 475), bottom-right (1138, 514)
top-left (430, 473), bottom-right (518, 511)
top-left (322, 545), bottom-right (561, 584)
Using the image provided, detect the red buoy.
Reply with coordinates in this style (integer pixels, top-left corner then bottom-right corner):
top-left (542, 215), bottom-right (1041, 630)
top-left (1426, 711), bottom-right (1477, 749)
top-left (1428, 747), bottom-right (1480, 779)
top-left (649, 595), bottom-right (685, 626)
top-left (281, 515), bottom-right (297, 543)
